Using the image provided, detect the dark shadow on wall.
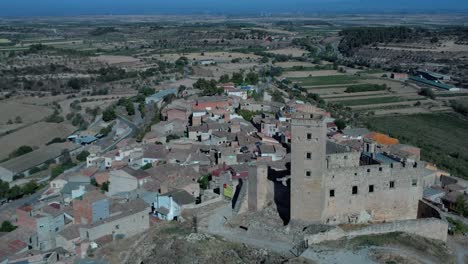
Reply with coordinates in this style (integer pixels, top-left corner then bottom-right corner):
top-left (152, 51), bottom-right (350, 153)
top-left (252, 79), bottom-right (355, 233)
top-left (268, 163), bottom-right (291, 225)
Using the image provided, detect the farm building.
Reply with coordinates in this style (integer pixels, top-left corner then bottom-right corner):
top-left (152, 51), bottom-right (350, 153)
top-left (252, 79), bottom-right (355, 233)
top-left (409, 76), bottom-right (460, 91)
top-left (145, 88), bottom-right (178, 105)
top-left (391, 73), bottom-right (408, 81)
top-left (199, 59), bottom-right (216, 66)
top-left (416, 70), bottom-right (450, 81)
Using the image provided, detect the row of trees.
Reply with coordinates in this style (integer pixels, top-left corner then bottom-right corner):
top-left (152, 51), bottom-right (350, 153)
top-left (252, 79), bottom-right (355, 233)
top-left (0, 179), bottom-right (40, 200)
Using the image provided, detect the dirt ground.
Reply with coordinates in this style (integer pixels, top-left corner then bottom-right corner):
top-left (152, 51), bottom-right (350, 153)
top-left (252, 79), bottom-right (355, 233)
top-left (274, 62), bottom-right (323, 68)
top-left (94, 222), bottom-right (310, 264)
top-left (378, 40), bottom-right (468, 53)
top-left (157, 51), bottom-right (261, 63)
top-left (267, 47), bottom-right (309, 57)
top-left (0, 121), bottom-right (76, 160)
top-left (0, 101), bottom-right (52, 125)
top-left (282, 70), bottom-right (344, 78)
top-left (92, 55), bottom-right (141, 65)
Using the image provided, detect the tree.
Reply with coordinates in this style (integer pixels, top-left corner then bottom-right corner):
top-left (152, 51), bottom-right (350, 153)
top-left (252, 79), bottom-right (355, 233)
top-left (219, 74), bottom-right (230, 83)
top-left (90, 178), bottom-right (98, 187)
top-left (177, 85), bottom-right (187, 95)
top-left (245, 72), bottom-right (259, 85)
top-left (102, 107), bottom-right (116, 122)
top-left (166, 134), bottom-right (181, 143)
top-left (22, 180), bottom-right (38, 195)
top-left (271, 90), bottom-right (285, 103)
top-left (193, 78), bottom-right (222, 96)
top-left (198, 175), bottom-right (210, 190)
top-left (334, 119), bottom-right (347, 131)
top-left (260, 56), bottom-right (269, 63)
top-left (10, 146), bottom-right (33, 159)
top-left (14, 116), bottom-right (22, 124)
top-left (231, 71), bottom-right (244, 85)
top-left (51, 165), bottom-right (65, 179)
top-left (0, 221), bottom-right (17, 232)
top-left (455, 195), bottom-right (468, 217)
top-left (7, 186), bottom-right (22, 199)
top-left (125, 100), bottom-right (135, 116)
top-left (0, 180), bottom-right (9, 199)
top-left (141, 163), bottom-right (153, 170)
top-left (101, 181), bottom-right (109, 192)
top-left (67, 78), bottom-right (83, 90)
top-left (76, 151), bottom-right (90, 162)
top-left (418, 88), bottom-right (435, 100)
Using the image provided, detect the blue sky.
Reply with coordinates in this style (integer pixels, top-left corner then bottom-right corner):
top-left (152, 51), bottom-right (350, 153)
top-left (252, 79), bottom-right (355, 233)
top-left (0, 0), bottom-right (467, 17)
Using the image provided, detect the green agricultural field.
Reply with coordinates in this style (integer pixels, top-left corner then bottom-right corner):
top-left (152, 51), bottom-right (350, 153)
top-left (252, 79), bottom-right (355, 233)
top-left (284, 65), bottom-right (335, 72)
top-left (339, 96), bottom-right (402, 106)
top-left (436, 93), bottom-right (468, 98)
top-left (290, 75), bottom-right (362, 86)
top-left (0, 38), bottom-right (11, 44)
top-left (345, 84), bottom-right (387, 93)
top-left (367, 113), bottom-right (468, 179)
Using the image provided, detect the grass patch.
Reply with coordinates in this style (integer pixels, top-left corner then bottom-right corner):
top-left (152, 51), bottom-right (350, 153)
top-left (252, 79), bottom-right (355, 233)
top-left (436, 93), bottom-right (468, 98)
top-left (447, 217), bottom-right (468, 234)
top-left (357, 69), bottom-right (386, 75)
top-left (339, 96), bottom-right (402, 106)
top-left (290, 75), bottom-right (362, 86)
top-left (366, 113), bottom-right (468, 179)
top-left (343, 232), bottom-right (453, 262)
top-left (345, 84), bottom-right (387, 93)
top-left (284, 65), bottom-right (335, 72)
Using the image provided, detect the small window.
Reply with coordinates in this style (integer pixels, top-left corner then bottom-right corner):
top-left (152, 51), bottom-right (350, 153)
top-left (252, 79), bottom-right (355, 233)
top-left (115, 225), bottom-right (120, 229)
top-left (307, 133), bottom-right (312, 140)
top-left (367, 169), bottom-right (371, 173)
top-left (379, 167), bottom-right (382, 172)
top-left (352, 186), bottom-right (358, 195)
top-left (306, 152), bottom-right (312, 159)
top-left (329, 189), bottom-right (335, 197)
top-left (389, 181), bottom-right (395, 189)
top-left (305, 170), bottom-right (311, 177)
top-left (354, 172), bottom-right (357, 176)
top-left (344, 155), bottom-right (348, 160)
top-left (412, 179), bottom-right (418, 187)
top-left (369, 185), bottom-right (374, 193)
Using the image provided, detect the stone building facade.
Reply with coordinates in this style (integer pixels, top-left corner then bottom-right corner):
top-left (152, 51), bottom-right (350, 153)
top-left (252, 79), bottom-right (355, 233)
top-left (290, 113), bottom-right (433, 224)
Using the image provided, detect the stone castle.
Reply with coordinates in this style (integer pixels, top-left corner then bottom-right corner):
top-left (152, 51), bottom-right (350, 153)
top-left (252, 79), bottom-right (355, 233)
top-left (290, 113), bottom-right (436, 225)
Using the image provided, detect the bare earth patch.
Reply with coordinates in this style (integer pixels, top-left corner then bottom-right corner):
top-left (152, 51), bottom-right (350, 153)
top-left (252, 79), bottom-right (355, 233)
top-left (0, 122), bottom-right (76, 160)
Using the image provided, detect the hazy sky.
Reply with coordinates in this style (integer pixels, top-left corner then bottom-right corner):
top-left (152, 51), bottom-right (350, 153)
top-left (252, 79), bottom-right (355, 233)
top-left (1, 0), bottom-right (468, 17)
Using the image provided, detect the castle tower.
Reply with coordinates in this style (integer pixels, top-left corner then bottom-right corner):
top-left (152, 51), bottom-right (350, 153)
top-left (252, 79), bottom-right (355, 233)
top-left (290, 113), bottom-right (327, 223)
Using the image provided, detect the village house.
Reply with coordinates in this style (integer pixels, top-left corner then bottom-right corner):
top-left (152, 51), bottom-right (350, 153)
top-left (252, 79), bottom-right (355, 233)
top-left (193, 96), bottom-right (230, 111)
top-left (78, 199), bottom-right (150, 242)
top-left (153, 189), bottom-right (196, 221)
top-left (108, 167), bottom-right (150, 196)
top-left (16, 204), bottom-right (66, 251)
top-left (73, 190), bottom-right (110, 225)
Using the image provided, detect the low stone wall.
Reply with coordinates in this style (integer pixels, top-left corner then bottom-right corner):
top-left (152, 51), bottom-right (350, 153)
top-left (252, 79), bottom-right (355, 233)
top-left (306, 218), bottom-right (448, 245)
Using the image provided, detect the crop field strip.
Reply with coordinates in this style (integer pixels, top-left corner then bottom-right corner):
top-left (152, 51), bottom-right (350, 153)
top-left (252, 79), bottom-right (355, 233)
top-left (289, 75), bottom-right (363, 86)
top-left (367, 113), bottom-right (468, 179)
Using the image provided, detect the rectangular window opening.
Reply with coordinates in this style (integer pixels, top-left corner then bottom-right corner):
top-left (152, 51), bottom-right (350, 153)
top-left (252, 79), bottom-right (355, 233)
top-left (390, 181), bottom-right (395, 189)
top-left (352, 186), bottom-right (358, 195)
top-left (369, 185), bottom-right (374, 193)
top-left (329, 189), bottom-right (335, 197)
